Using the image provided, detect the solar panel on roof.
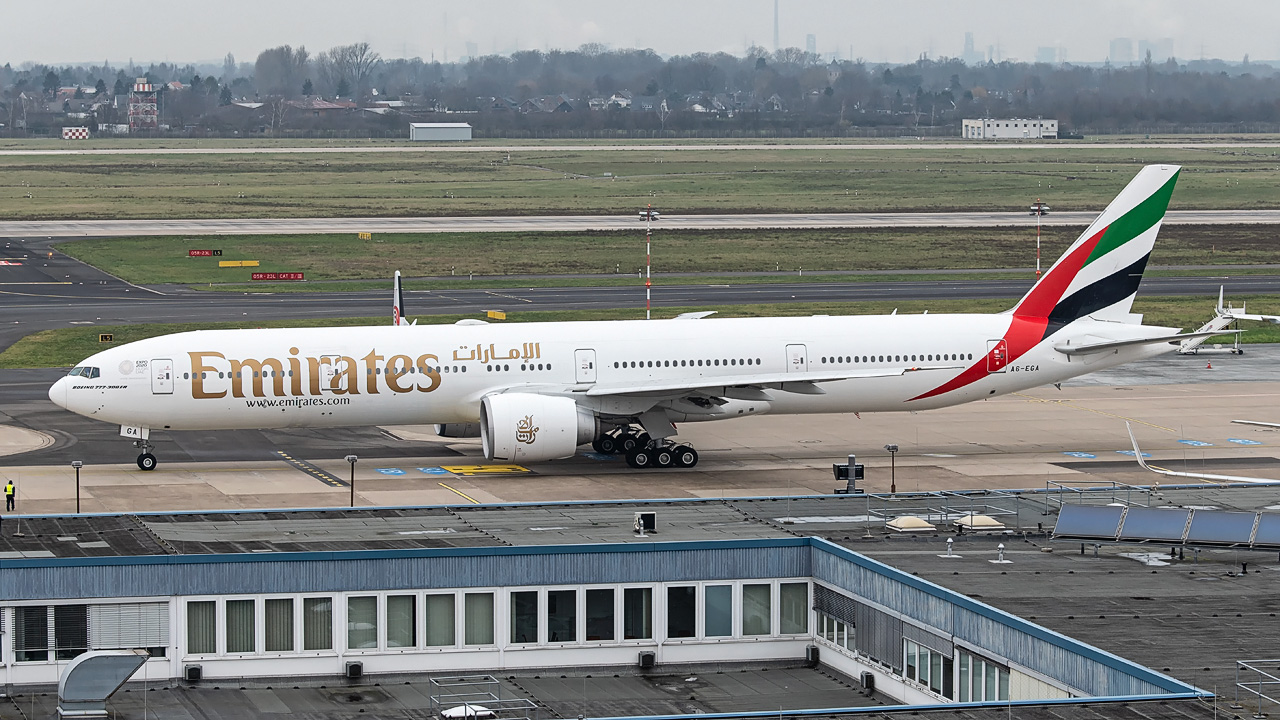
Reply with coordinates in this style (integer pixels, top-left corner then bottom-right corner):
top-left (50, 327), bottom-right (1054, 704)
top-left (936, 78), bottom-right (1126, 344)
top-left (1119, 507), bottom-right (1190, 541)
top-left (1185, 510), bottom-right (1256, 545)
top-left (1251, 513), bottom-right (1280, 547)
top-left (1053, 504), bottom-right (1125, 539)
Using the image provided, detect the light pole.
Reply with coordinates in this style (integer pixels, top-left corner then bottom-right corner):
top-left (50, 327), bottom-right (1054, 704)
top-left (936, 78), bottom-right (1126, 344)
top-left (644, 204), bottom-right (652, 320)
top-left (71, 461), bottom-right (83, 513)
top-left (1032, 199), bottom-right (1045, 277)
top-left (883, 444), bottom-right (898, 495)
top-left (345, 455), bottom-right (358, 507)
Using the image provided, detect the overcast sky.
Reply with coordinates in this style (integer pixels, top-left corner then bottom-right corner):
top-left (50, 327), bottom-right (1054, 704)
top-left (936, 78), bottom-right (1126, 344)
top-left (3, 0), bottom-right (1276, 67)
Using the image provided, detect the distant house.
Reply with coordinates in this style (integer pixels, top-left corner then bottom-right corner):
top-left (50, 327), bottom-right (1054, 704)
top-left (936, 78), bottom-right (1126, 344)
top-left (284, 97), bottom-right (350, 116)
top-left (607, 91), bottom-right (633, 109)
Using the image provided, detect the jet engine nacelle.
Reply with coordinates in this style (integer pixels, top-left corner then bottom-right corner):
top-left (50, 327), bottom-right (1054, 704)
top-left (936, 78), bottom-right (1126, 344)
top-left (481, 393), bottom-right (597, 462)
top-left (435, 423), bottom-right (482, 438)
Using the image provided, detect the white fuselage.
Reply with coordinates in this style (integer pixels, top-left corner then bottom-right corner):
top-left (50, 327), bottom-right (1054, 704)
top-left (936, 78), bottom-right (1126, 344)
top-left (49, 314), bottom-right (1171, 432)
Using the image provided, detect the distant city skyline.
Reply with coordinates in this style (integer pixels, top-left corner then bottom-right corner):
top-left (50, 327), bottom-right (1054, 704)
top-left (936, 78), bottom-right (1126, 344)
top-left (1, 0), bottom-right (1275, 67)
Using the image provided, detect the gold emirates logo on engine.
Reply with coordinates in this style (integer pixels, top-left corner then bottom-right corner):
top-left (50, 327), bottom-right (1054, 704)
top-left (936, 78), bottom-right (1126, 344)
top-left (515, 415), bottom-right (539, 444)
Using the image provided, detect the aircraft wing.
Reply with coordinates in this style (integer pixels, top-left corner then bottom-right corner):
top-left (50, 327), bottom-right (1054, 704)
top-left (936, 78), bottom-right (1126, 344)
top-left (1231, 419), bottom-right (1280, 429)
top-left (1125, 423), bottom-right (1280, 484)
top-left (581, 365), bottom-right (964, 398)
top-left (1055, 329), bottom-right (1240, 356)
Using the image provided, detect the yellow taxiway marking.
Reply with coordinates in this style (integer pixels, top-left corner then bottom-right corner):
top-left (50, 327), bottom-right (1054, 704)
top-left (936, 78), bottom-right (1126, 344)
top-left (1013, 393), bottom-right (1177, 433)
top-left (440, 464), bottom-right (532, 476)
top-left (437, 482), bottom-right (481, 504)
top-left (274, 450), bottom-right (346, 487)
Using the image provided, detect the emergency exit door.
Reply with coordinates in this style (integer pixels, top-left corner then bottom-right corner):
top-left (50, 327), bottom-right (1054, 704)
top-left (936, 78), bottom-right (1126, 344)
top-left (785, 344), bottom-right (808, 373)
top-left (986, 339), bottom-right (1009, 373)
top-left (151, 358), bottom-right (174, 394)
top-left (575, 349), bottom-right (597, 383)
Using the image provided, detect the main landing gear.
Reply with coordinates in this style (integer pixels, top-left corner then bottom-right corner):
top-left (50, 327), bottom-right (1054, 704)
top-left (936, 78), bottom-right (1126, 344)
top-left (134, 438), bottom-right (157, 471)
top-left (591, 427), bottom-right (699, 469)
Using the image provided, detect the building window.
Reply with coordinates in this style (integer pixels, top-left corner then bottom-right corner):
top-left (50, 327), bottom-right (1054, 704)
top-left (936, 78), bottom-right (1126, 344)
top-left (464, 592), bottom-right (494, 645)
top-left (817, 612), bottom-right (851, 650)
top-left (15, 606), bottom-right (49, 662)
top-left (347, 596), bottom-right (378, 650)
top-left (906, 639), bottom-right (955, 699)
top-left (54, 605), bottom-right (88, 660)
top-left (510, 591), bottom-right (538, 644)
top-left (387, 595), bottom-right (416, 648)
top-left (226, 599), bottom-right (256, 654)
top-left (303, 597), bottom-right (332, 651)
top-left (958, 649), bottom-right (1009, 702)
top-left (779, 583), bottom-right (808, 634)
top-left (265, 598), bottom-right (294, 653)
top-left (623, 587), bottom-right (652, 640)
top-left (585, 589), bottom-right (615, 641)
top-left (425, 594), bottom-right (456, 647)
top-left (704, 585), bottom-right (732, 637)
top-left (547, 589), bottom-right (576, 643)
top-left (667, 586), bottom-right (697, 639)
top-left (742, 584), bottom-right (771, 636)
top-left (187, 601), bottom-right (216, 655)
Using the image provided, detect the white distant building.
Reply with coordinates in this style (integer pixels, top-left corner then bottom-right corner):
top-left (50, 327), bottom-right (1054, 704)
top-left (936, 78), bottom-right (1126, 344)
top-left (408, 122), bottom-right (472, 141)
top-left (962, 118), bottom-right (1058, 140)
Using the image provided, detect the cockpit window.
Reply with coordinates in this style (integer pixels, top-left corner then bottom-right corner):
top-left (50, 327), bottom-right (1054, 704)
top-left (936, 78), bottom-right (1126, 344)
top-left (87, 367), bottom-right (100, 379)
top-left (66, 366), bottom-right (99, 378)
top-left (68, 367), bottom-right (84, 376)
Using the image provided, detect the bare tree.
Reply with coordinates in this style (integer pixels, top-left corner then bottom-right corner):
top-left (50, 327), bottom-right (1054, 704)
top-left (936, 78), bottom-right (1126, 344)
top-left (320, 43), bottom-right (381, 103)
top-left (254, 45), bottom-right (309, 98)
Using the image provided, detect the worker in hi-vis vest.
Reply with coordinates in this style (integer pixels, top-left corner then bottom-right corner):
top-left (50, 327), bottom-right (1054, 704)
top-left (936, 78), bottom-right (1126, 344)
top-left (4, 480), bottom-right (14, 511)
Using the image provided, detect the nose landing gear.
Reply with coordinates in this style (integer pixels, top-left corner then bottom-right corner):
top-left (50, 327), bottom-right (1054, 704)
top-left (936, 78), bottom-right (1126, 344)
top-left (134, 438), bottom-right (158, 471)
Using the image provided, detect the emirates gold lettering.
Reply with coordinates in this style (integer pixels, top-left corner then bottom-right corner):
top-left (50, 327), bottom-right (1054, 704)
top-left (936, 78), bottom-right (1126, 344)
top-left (185, 347), bottom-right (465, 400)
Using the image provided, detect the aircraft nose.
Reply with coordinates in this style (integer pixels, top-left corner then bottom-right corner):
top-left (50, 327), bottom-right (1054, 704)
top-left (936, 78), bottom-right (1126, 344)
top-left (48, 376), bottom-right (67, 409)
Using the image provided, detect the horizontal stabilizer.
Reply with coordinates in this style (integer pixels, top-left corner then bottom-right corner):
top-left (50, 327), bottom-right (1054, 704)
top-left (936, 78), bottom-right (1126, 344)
top-left (1055, 329), bottom-right (1241, 356)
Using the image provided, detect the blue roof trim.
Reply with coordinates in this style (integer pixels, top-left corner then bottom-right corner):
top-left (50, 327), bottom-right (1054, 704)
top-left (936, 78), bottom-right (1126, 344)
top-left (0, 480), bottom-right (1244, 523)
top-left (3, 537), bottom-right (809, 570)
top-left (589, 693), bottom-right (1209, 720)
top-left (811, 538), bottom-right (1201, 695)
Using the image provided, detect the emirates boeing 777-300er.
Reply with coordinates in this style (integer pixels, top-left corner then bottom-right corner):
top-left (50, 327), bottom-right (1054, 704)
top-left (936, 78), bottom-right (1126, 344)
top-left (50, 165), bottom-right (1206, 471)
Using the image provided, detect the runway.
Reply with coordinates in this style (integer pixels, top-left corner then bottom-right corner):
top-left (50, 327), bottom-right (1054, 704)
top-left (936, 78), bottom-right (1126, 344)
top-left (3, 252), bottom-right (1279, 352)
top-left (4, 140), bottom-right (1280, 157)
top-left (4, 209), bottom-right (1280, 237)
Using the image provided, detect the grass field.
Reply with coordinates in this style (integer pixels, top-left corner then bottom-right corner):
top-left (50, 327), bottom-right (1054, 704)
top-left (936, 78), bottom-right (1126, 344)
top-left (5, 295), bottom-right (1276, 369)
top-left (6, 143), bottom-right (1280, 220)
top-left (55, 224), bottom-right (1280, 285)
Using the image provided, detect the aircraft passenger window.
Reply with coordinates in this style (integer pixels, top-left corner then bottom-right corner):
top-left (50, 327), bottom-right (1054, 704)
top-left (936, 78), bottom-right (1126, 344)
top-left (854, 357), bottom-right (859, 363)
top-left (503, 364), bottom-right (509, 371)
top-left (756, 358), bottom-right (761, 364)
top-left (254, 371), bottom-right (260, 378)
top-left (521, 364), bottom-right (527, 371)
top-left (202, 372), bottom-right (207, 379)
top-left (614, 362), bottom-right (619, 368)
top-left (486, 365), bottom-right (492, 372)
top-left (546, 364), bottom-right (551, 370)
top-left (537, 364), bottom-right (543, 370)
top-left (462, 366), bottom-right (467, 372)
top-left (648, 361), bottom-right (654, 367)
top-left (184, 373), bottom-right (190, 380)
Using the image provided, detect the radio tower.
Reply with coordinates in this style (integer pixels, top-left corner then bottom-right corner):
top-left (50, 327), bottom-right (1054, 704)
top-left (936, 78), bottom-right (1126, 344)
top-left (773, 0), bottom-right (780, 51)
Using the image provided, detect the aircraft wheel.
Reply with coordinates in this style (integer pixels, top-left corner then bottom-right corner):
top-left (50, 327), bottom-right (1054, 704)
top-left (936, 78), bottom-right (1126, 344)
top-left (653, 447), bottom-right (675, 468)
top-left (619, 432), bottom-right (641, 453)
top-left (137, 453), bottom-right (157, 471)
top-left (592, 436), bottom-right (611, 454)
top-left (626, 447), bottom-right (654, 469)
top-left (673, 446), bottom-right (699, 468)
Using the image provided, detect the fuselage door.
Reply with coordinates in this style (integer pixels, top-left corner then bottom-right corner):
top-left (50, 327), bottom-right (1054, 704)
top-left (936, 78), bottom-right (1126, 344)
top-left (574, 349), bottom-right (597, 384)
top-left (151, 358), bottom-right (174, 394)
top-left (785, 344), bottom-right (808, 373)
top-left (986, 339), bottom-right (1009, 373)
top-left (319, 354), bottom-right (343, 393)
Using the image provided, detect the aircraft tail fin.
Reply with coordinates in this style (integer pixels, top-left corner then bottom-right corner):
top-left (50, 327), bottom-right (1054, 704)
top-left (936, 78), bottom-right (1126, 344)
top-left (1011, 164), bottom-right (1180, 326)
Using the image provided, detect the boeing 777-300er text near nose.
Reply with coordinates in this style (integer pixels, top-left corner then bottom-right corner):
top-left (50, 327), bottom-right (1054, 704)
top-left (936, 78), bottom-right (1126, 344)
top-left (51, 165), bottom-right (1208, 471)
